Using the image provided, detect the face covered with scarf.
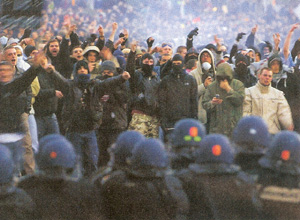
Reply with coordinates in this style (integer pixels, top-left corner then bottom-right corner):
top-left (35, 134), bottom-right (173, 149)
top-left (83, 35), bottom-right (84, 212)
top-left (75, 60), bottom-right (91, 84)
top-left (172, 54), bottom-right (184, 75)
top-left (141, 53), bottom-right (154, 77)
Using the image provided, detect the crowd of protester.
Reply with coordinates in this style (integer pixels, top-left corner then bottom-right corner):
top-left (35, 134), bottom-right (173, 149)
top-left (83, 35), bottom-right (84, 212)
top-left (1, 0), bottom-right (300, 219)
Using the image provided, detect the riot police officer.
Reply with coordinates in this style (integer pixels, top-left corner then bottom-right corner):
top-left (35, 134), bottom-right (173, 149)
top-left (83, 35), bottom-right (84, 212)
top-left (256, 131), bottom-right (300, 220)
top-left (100, 138), bottom-right (189, 220)
top-left (177, 134), bottom-right (261, 219)
top-left (169, 118), bottom-right (206, 170)
top-left (17, 134), bottom-right (102, 219)
top-left (0, 144), bottom-right (34, 220)
top-left (91, 130), bottom-right (145, 186)
top-left (232, 116), bottom-right (270, 178)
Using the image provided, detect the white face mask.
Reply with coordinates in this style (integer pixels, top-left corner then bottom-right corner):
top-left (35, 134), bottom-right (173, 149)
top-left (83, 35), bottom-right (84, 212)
top-left (202, 62), bottom-right (211, 71)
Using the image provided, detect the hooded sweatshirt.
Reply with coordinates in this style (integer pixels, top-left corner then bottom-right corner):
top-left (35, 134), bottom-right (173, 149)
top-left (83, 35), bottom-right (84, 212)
top-left (268, 54), bottom-right (300, 132)
top-left (190, 49), bottom-right (216, 123)
top-left (202, 63), bottom-right (245, 136)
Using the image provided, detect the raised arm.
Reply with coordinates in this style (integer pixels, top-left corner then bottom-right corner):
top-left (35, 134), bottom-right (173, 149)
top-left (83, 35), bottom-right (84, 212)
top-left (186, 27), bottom-right (198, 51)
top-left (283, 23), bottom-right (299, 60)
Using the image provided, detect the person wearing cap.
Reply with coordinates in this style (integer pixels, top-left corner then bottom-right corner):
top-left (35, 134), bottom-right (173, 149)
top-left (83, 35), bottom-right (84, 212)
top-left (126, 41), bottom-right (160, 138)
top-left (243, 67), bottom-right (294, 134)
top-left (158, 54), bottom-right (198, 142)
top-left (223, 53), bottom-right (230, 62)
top-left (82, 45), bottom-right (101, 78)
top-left (96, 60), bottom-right (129, 167)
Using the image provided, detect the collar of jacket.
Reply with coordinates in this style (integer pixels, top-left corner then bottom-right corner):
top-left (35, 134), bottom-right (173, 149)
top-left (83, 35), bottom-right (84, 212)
top-left (257, 81), bottom-right (271, 94)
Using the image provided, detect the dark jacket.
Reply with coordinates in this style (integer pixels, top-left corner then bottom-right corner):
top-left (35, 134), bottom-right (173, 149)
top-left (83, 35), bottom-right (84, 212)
top-left (158, 68), bottom-right (198, 129)
top-left (17, 175), bottom-right (101, 220)
top-left (269, 54), bottom-right (300, 131)
top-left (127, 51), bottom-right (160, 116)
top-left (176, 163), bottom-right (261, 220)
top-left (101, 169), bottom-right (189, 220)
top-left (0, 66), bottom-right (38, 133)
top-left (0, 186), bottom-right (35, 220)
top-left (256, 168), bottom-right (300, 220)
top-left (34, 68), bottom-right (58, 117)
top-left (96, 75), bottom-right (128, 130)
top-left (50, 70), bottom-right (126, 132)
top-left (46, 37), bottom-right (72, 79)
top-left (233, 68), bottom-right (257, 88)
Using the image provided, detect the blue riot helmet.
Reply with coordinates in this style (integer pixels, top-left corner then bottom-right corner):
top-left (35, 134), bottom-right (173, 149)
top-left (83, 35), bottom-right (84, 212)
top-left (195, 134), bottom-right (234, 164)
top-left (170, 118), bottom-right (206, 148)
top-left (232, 116), bottom-right (270, 154)
top-left (0, 144), bottom-right (14, 184)
top-left (37, 134), bottom-right (76, 170)
top-left (129, 138), bottom-right (169, 169)
top-left (110, 130), bottom-right (145, 167)
top-left (259, 131), bottom-right (300, 175)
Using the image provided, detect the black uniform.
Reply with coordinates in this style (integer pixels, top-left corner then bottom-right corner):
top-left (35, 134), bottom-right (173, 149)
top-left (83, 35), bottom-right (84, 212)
top-left (101, 169), bottom-right (189, 220)
top-left (177, 164), bottom-right (261, 220)
top-left (18, 175), bottom-right (101, 220)
top-left (0, 185), bottom-right (35, 220)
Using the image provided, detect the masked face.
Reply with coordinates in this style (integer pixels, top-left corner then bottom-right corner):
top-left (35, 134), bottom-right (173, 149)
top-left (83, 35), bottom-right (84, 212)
top-left (141, 58), bottom-right (154, 75)
top-left (102, 70), bottom-right (114, 77)
top-left (235, 62), bottom-right (248, 75)
top-left (172, 60), bottom-right (183, 74)
top-left (202, 62), bottom-right (211, 71)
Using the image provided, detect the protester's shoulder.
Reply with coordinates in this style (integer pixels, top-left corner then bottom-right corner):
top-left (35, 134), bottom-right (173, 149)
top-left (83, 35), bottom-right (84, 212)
top-left (232, 78), bottom-right (245, 88)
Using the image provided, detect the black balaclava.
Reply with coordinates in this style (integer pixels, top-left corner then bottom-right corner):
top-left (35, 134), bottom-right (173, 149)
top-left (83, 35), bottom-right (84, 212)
top-left (235, 53), bottom-right (249, 76)
top-left (74, 60), bottom-right (91, 85)
top-left (141, 53), bottom-right (154, 77)
top-left (172, 54), bottom-right (184, 76)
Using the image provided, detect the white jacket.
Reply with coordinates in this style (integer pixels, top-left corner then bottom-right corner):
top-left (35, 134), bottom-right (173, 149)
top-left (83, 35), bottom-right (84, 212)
top-left (243, 82), bottom-right (293, 134)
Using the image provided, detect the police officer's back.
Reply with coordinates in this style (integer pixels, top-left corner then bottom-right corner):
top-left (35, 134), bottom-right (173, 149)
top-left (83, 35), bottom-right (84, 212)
top-left (0, 144), bottom-right (34, 220)
top-left (91, 130), bottom-right (145, 187)
top-left (100, 138), bottom-right (189, 220)
top-left (256, 131), bottom-right (300, 220)
top-left (177, 134), bottom-right (260, 220)
top-left (233, 116), bottom-right (270, 178)
top-left (17, 134), bottom-right (102, 220)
